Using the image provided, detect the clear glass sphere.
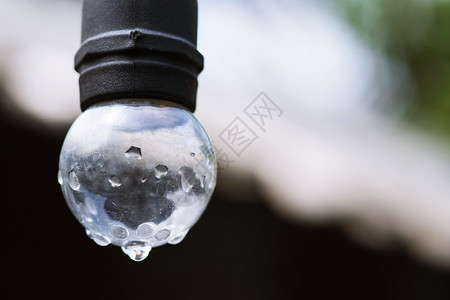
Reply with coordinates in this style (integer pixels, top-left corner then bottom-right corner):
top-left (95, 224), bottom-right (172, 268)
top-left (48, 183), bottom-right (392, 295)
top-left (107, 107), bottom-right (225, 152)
top-left (58, 100), bottom-right (216, 261)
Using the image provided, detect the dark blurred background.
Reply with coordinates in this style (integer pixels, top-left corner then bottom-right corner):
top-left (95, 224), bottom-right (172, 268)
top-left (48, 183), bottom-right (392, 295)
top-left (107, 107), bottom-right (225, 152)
top-left (2, 0), bottom-right (450, 299)
top-left (2, 116), bottom-right (449, 299)
top-left (2, 115), bottom-right (450, 299)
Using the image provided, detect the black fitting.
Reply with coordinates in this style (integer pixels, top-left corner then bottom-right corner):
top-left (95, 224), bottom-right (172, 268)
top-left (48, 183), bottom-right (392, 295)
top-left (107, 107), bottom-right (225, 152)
top-left (75, 0), bottom-right (203, 112)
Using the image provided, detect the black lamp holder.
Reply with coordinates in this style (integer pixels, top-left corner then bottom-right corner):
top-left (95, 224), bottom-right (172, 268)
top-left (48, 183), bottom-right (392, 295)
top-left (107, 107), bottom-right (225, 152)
top-left (75, 0), bottom-right (203, 112)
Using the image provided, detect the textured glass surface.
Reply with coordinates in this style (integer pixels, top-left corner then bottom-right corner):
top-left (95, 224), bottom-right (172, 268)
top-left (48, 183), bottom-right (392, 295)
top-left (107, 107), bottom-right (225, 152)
top-left (58, 100), bottom-right (216, 261)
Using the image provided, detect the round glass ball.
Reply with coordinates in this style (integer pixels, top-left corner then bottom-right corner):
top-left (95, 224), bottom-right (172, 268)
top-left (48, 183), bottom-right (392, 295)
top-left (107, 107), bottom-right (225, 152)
top-left (58, 99), bottom-right (216, 261)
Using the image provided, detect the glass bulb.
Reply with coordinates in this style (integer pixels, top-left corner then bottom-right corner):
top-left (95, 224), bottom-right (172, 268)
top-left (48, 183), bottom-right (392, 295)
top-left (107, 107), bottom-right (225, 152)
top-left (58, 100), bottom-right (217, 261)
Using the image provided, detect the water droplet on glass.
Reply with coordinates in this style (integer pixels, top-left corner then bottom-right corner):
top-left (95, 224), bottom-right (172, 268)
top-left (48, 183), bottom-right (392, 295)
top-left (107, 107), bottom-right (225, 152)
top-left (85, 197), bottom-right (97, 215)
top-left (141, 177), bottom-right (147, 183)
top-left (136, 222), bottom-right (156, 238)
top-left (154, 165), bottom-right (168, 179)
top-left (86, 230), bottom-right (110, 246)
top-left (93, 237), bottom-right (110, 246)
top-left (109, 175), bottom-right (122, 187)
top-left (125, 146), bottom-right (142, 159)
top-left (68, 170), bottom-right (80, 191)
top-left (168, 230), bottom-right (189, 245)
top-left (206, 149), bottom-right (215, 168)
top-left (122, 241), bottom-right (152, 262)
top-left (179, 166), bottom-right (195, 193)
top-left (155, 229), bottom-right (171, 241)
top-left (80, 205), bottom-right (93, 223)
top-left (110, 225), bottom-right (128, 239)
top-left (57, 170), bottom-right (63, 185)
top-left (198, 175), bottom-right (205, 189)
top-left (190, 152), bottom-right (195, 157)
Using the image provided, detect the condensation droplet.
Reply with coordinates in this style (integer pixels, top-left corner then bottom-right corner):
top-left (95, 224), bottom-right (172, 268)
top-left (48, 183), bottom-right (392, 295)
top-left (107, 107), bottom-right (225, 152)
top-left (122, 241), bottom-right (152, 262)
top-left (68, 170), bottom-right (80, 191)
top-left (85, 197), bottom-right (97, 215)
top-left (155, 229), bottom-right (171, 241)
top-left (205, 171), bottom-right (215, 191)
top-left (195, 174), bottom-right (206, 189)
top-left (179, 166), bottom-right (195, 193)
top-left (136, 223), bottom-right (156, 238)
top-left (93, 236), bottom-right (110, 246)
top-left (110, 225), bottom-right (128, 239)
top-left (86, 230), bottom-right (110, 246)
top-left (125, 146), bottom-right (142, 159)
top-left (109, 175), bottom-right (121, 187)
top-left (154, 165), bottom-right (168, 179)
top-left (168, 230), bottom-right (189, 245)
top-left (57, 170), bottom-right (63, 185)
top-left (79, 205), bottom-right (93, 223)
top-left (190, 152), bottom-right (195, 157)
top-left (206, 149), bottom-right (215, 168)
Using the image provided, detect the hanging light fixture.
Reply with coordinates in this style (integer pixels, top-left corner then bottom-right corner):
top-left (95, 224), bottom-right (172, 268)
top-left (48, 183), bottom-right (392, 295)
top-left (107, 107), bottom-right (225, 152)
top-left (58, 0), bottom-right (216, 262)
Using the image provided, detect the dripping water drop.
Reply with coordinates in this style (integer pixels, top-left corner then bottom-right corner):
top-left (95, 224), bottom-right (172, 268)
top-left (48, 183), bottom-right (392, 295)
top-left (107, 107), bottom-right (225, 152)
top-left (122, 241), bottom-right (152, 262)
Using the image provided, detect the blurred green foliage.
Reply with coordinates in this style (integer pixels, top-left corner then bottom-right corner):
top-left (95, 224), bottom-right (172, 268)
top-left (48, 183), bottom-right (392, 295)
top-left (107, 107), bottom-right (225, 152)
top-left (330, 0), bottom-right (450, 140)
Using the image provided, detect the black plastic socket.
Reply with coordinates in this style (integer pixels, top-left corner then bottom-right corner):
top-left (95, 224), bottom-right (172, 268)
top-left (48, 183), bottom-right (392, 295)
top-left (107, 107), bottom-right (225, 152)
top-left (75, 0), bottom-right (203, 112)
